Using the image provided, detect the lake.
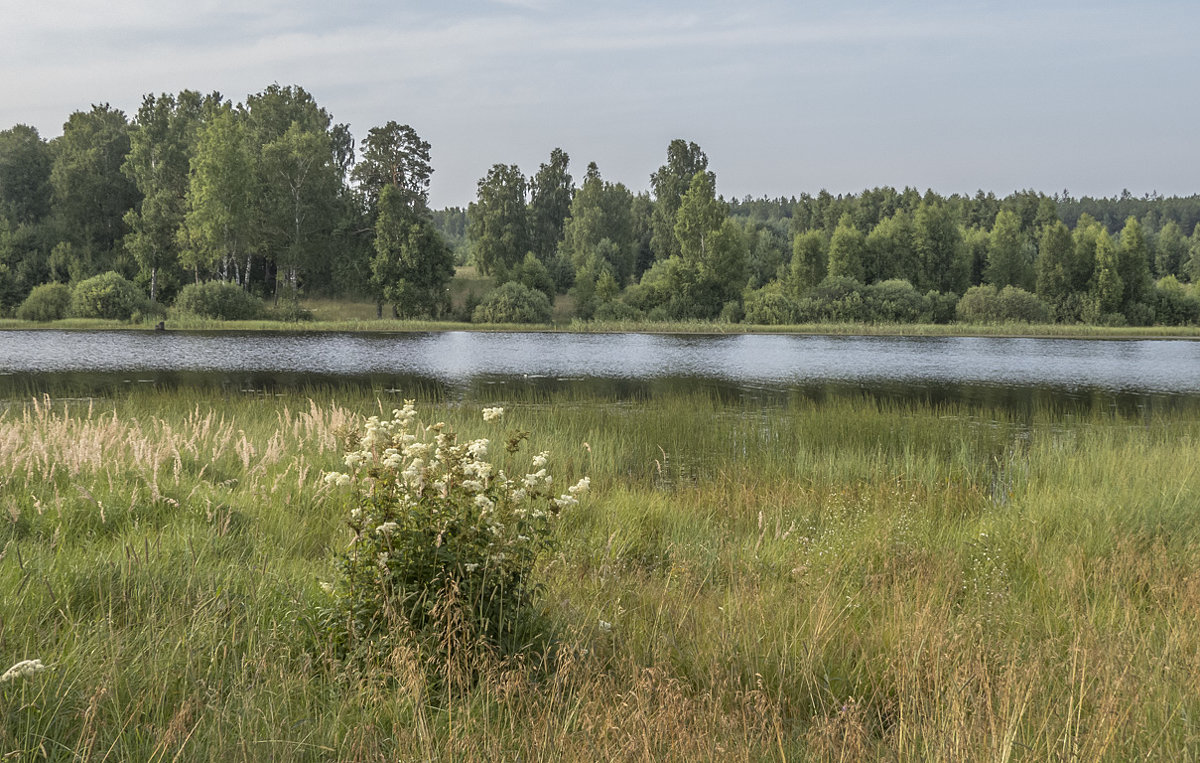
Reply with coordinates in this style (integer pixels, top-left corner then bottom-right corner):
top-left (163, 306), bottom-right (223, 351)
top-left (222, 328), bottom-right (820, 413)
top-left (2, 330), bottom-right (1198, 412)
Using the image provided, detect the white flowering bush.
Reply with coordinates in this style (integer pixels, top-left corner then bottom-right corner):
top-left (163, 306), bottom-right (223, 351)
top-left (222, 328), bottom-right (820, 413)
top-left (319, 401), bottom-right (588, 664)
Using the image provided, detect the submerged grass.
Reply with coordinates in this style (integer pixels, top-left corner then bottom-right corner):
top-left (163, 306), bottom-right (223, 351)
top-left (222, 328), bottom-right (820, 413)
top-left (1, 387), bottom-right (1198, 759)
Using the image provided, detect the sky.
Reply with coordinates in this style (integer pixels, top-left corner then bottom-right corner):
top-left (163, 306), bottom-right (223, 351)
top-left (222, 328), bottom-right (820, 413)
top-left (1, 0), bottom-right (1197, 209)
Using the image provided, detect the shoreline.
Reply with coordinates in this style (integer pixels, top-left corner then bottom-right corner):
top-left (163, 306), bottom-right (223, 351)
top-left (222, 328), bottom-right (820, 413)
top-left (2, 317), bottom-right (1200, 341)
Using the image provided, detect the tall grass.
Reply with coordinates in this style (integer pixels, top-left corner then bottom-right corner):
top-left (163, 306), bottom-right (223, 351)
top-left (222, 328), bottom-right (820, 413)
top-left (1, 388), bottom-right (1198, 759)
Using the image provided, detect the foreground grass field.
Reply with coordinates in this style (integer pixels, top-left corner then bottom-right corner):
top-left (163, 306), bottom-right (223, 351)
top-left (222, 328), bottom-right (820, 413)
top-left (1, 388), bottom-right (1198, 760)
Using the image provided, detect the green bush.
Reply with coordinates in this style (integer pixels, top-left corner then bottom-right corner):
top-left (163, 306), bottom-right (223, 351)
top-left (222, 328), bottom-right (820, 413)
top-left (1153, 277), bottom-right (1199, 326)
top-left (956, 285), bottom-right (1051, 324)
top-left (69, 272), bottom-right (147, 320)
top-left (592, 299), bottom-right (643, 322)
top-left (15, 283), bottom-right (71, 322)
top-left (862, 279), bottom-right (924, 322)
top-left (506, 252), bottom-right (557, 301)
top-left (266, 300), bottom-right (314, 322)
top-left (472, 282), bottom-right (552, 324)
top-left (174, 280), bottom-right (266, 320)
top-left (318, 403), bottom-right (589, 668)
top-left (742, 283), bottom-right (799, 325)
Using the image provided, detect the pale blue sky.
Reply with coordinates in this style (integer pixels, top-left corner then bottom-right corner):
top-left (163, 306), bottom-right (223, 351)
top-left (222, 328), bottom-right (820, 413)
top-left (1, 1), bottom-right (1196, 207)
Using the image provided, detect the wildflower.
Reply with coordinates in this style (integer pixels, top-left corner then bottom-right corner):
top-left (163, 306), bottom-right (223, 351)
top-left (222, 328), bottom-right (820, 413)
top-left (344, 451), bottom-right (367, 469)
top-left (336, 473), bottom-right (352, 487)
top-left (510, 488), bottom-right (527, 503)
top-left (482, 406), bottom-right (504, 422)
top-left (568, 476), bottom-right (590, 495)
top-left (464, 563), bottom-right (480, 572)
top-left (462, 479), bottom-right (485, 493)
top-left (467, 438), bottom-right (489, 459)
top-left (532, 451), bottom-right (550, 469)
top-left (554, 493), bottom-right (578, 509)
top-left (598, 620), bottom-right (612, 633)
top-left (1, 659), bottom-right (45, 683)
top-left (319, 582), bottom-right (334, 594)
top-left (376, 521), bottom-right (400, 535)
top-left (475, 494), bottom-right (495, 513)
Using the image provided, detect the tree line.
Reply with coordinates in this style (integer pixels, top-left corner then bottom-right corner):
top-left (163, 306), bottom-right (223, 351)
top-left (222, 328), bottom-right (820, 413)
top-left (3, 85), bottom-right (1200, 326)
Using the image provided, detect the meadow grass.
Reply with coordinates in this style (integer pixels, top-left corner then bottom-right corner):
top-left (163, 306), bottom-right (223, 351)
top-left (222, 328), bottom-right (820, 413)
top-left (1, 388), bottom-right (1198, 760)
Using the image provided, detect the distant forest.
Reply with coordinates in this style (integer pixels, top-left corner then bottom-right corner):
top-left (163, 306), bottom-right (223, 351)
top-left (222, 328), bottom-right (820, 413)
top-left (3, 84), bottom-right (1200, 326)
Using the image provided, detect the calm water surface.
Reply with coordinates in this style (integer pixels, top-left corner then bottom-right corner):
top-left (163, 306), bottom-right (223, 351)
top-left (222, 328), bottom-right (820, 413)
top-left (1, 330), bottom-right (1197, 409)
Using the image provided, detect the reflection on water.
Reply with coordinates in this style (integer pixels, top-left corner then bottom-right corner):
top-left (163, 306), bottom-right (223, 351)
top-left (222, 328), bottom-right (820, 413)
top-left (2, 330), bottom-right (1198, 414)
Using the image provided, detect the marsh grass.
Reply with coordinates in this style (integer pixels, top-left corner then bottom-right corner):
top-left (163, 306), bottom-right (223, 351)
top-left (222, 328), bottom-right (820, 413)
top-left (1, 388), bottom-right (1198, 759)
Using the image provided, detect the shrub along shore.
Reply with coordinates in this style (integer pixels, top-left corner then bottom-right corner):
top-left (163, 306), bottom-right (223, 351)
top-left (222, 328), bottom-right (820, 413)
top-left (2, 387), bottom-right (1198, 759)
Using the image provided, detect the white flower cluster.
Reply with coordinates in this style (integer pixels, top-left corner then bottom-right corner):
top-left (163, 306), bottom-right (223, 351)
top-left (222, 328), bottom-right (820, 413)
top-left (319, 401), bottom-right (590, 580)
top-left (1, 659), bottom-right (46, 683)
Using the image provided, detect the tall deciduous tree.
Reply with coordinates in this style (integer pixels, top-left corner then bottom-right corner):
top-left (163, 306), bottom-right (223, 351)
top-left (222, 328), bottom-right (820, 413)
top-left (913, 201), bottom-right (967, 293)
top-left (179, 105), bottom-right (258, 286)
top-left (826, 214), bottom-right (865, 283)
top-left (122, 91), bottom-right (207, 301)
top-left (0, 125), bottom-right (52, 226)
top-left (985, 209), bottom-right (1033, 289)
top-left (372, 184), bottom-right (454, 318)
top-left (1116, 216), bottom-right (1153, 319)
top-left (559, 162), bottom-right (635, 284)
top-left (259, 122), bottom-right (340, 299)
top-left (527, 148), bottom-right (573, 262)
top-left (467, 164), bottom-right (528, 277)
top-left (1034, 220), bottom-right (1075, 316)
top-left (865, 210), bottom-right (916, 284)
top-left (790, 230), bottom-right (827, 295)
top-left (650, 139), bottom-right (707, 262)
top-left (1090, 231), bottom-right (1123, 317)
top-left (1153, 220), bottom-right (1187, 278)
top-left (50, 104), bottom-right (140, 279)
top-left (673, 171), bottom-right (725, 265)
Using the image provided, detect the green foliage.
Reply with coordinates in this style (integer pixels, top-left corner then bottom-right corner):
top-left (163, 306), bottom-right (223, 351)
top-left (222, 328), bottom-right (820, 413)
top-left (592, 298), bottom-right (643, 322)
top-left (650, 139), bottom-right (708, 262)
top-left (626, 255), bottom-right (723, 320)
top-left (318, 403), bottom-right (589, 666)
top-left (527, 148), bottom-right (573, 262)
top-left (351, 121), bottom-right (432, 214)
top-left (913, 201), bottom-right (967, 293)
top-left (68, 271), bottom-right (147, 320)
top-left (472, 281), bottom-right (552, 324)
top-left (789, 229), bottom-right (827, 295)
top-left (468, 164), bottom-right (529, 277)
top-left (826, 214), bottom-right (865, 282)
top-left (506, 252), bottom-right (557, 302)
top-left (173, 280), bottom-right (265, 320)
top-left (743, 282), bottom-right (799, 325)
top-left (861, 279), bottom-right (924, 322)
top-left (558, 163), bottom-right (635, 284)
top-left (372, 185), bottom-right (455, 319)
top-left (0, 124), bottom-right (52, 226)
top-left (955, 284), bottom-right (1051, 324)
top-left (15, 282), bottom-right (71, 321)
top-left (673, 171), bottom-right (726, 265)
top-left (1034, 220), bottom-right (1075, 318)
top-left (178, 106), bottom-right (257, 281)
top-left (1117, 216), bottom-right (1154, 318)
top-left (50, 105), bottom-right (140, 277)
top-left (1153, 276), bottom-right (1200, 326)
top-left (985, 209), bottom-right (1033, 289)
top-left (1154, 221), bottom-right (1187, 278)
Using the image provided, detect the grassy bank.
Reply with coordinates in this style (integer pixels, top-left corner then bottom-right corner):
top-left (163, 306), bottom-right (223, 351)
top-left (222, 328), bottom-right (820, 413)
top-left (3, 311), bottom-right (1200, 339)
top-left (2, 388), bottom-right (1199, 759)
